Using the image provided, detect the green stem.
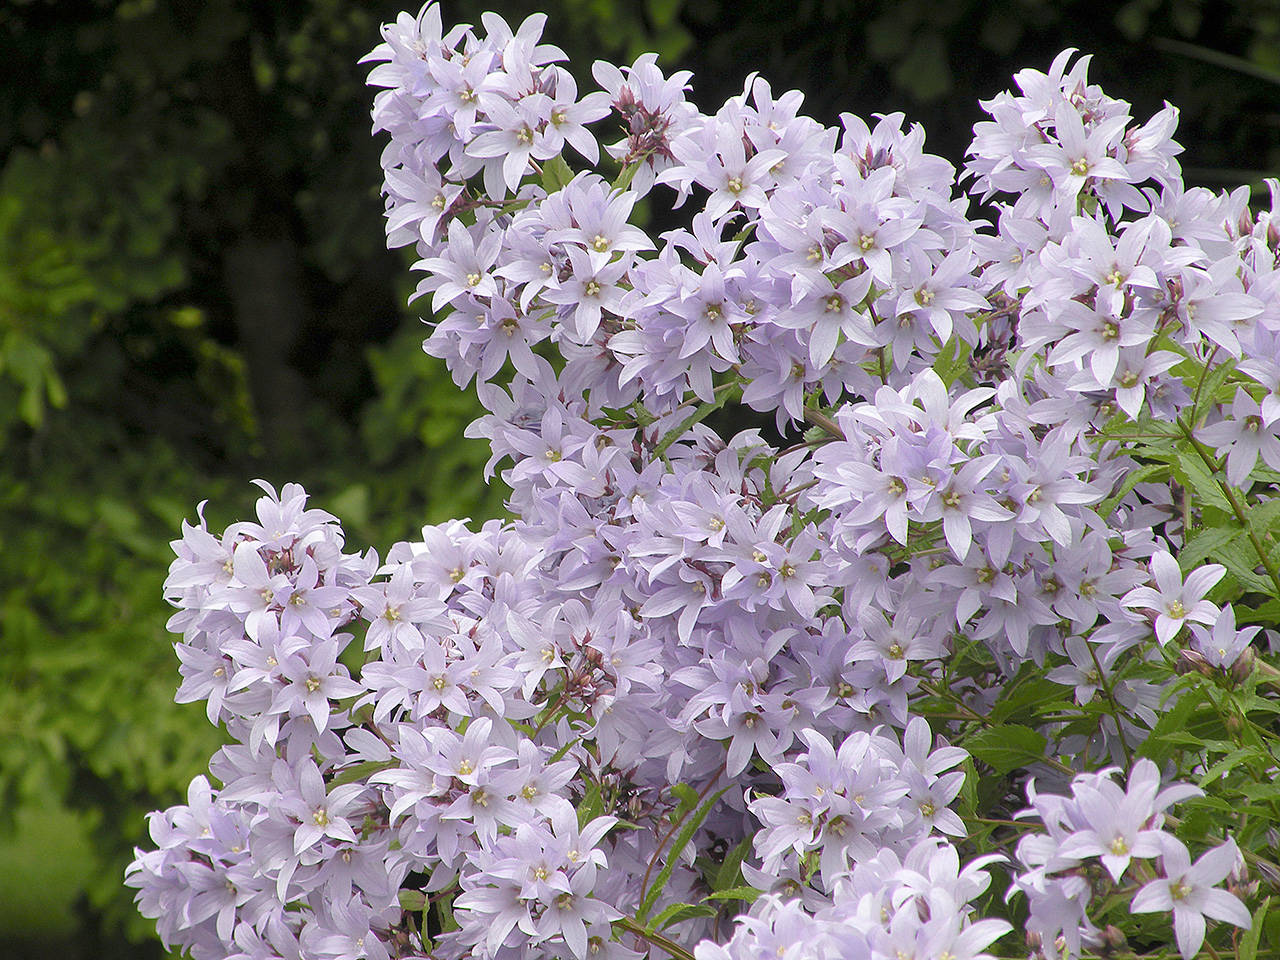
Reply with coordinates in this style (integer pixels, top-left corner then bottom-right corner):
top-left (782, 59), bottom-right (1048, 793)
top-left (615, 917), bottom-right (697, 960)
top-left (1084, 640), bottom-right (1134, 767)
top-left (803, 406), bottom-right (845, 440)
top-left (1177, 418), bottom-right (1280, 597)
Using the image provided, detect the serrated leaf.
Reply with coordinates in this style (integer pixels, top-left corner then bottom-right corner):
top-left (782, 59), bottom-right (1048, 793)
top-left (990, 674), bottom-right (1073, 726)
top-left (1139, 685), bottom-right (1214, 765)
top-left (1237, 782), bottom-right (1280, 802)
top-left (1174, 450), bottom-right (1233, 513)
top-left (1216, 539), bottom-right (1276, 596)
top-left (934, 335), bottom-right (973, 389)
top-left (964, 724), bottom-right (1047, 775)
top-left (704, 886), bottom-right (763, 903)
top-left (1196, 744), bottom-right (1266, 786)
top-left (1238, 600), bottom-right (1280, 624)
top-left (1180, 526), bottom-right (1245, 571)
top-left (1246, 499), bottom-right (1280, 532)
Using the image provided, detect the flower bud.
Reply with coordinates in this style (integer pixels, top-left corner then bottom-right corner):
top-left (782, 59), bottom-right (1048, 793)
top-left (1230, 646), bottom-right (1256, 684)
top-left (1226, 711), bottom-right (1243, 735)
top-left (1102, 925), bottom-right (1127, 951)
top-left (1237, 209), bottom-right (1255, 238)
top-left (1175, 648), bottom-right (1214, 678)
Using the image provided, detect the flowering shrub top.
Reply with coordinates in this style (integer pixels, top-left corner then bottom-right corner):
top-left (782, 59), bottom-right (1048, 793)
top-left (127, 7), bottom-right (1280, 960)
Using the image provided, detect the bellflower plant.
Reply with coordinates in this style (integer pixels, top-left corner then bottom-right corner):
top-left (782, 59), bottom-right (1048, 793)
top-left (128, 7), bottom-right (1280, 960)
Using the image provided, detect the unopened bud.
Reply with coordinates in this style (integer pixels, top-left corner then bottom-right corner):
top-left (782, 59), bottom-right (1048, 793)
top-left (1102, 925), bottom-right (1127, 951)
top-left (1226, 712), bottom-right (1243, 735)
top-left (1229, 849), bottom-right (1259, 898)
top-left (1025, 931), bottom-right (1043, 952)
top-left (1230, 646), bottom-right (1256, 684)
top-left (1175, 648), bottom-right (1214, 678)
top-left (1254, 856), bottom-right (1280, 888)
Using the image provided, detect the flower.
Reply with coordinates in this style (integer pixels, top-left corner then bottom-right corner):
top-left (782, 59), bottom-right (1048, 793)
top-left (1120, 551), bottom-right (1224, 645)
top-left (1131, 838), bottom-right (1252, 959)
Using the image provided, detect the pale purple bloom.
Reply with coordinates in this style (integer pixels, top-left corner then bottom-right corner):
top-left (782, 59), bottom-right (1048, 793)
top-left (1121, 551), bottom-right (1224, 645)
top-left (1131, 838), bottom-right (1252, 959)
top-left (1197, 387), bottom-right (1280, 486)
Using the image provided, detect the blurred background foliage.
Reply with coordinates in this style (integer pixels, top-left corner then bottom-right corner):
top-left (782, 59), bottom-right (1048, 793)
top-left (0, 0), bottom-right (1276, 955)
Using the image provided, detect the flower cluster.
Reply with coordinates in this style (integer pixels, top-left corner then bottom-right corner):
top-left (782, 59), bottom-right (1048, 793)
top-left (1011, 760), bottom-right (1248, 959)
top-left (127, 6), bottom-right (1280, 960)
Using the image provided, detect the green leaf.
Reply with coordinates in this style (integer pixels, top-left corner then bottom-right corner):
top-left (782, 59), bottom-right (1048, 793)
top-left (578, 780), bottom-right (606, 827)
top-left (613, 158), bottom-right (644, 192)
top-left (1238, 600), bottom-right (1280, 624)
top-left (1237, 782), bottom-right (1280, 803)
top-left (670, 783), bottom-right (699, 815)
top-left (712, 834), bottom-right (755, 893)
top-left (964, 724), bottom-right (1047, 775)
top-left (1197, 744), bottom-right (1267, 787)
top-left (990, 673), bottom-right (1073, 726)
top-left (1190, 357), bottom-right (1238, 426)
top-left (1180, 526), bottom-right (1245, 571)
top-left (1097, 462), bottom-right (1170, 517)
top-left (1139, 684), bottom-right (1214, 765)
top-left (1240, 896), bottom-right (1269, 960)
top-left (398, 890), bottom-right (427, 911)
top-left (1173, 449), bottom-right (1233, 513)
top-left (653, 384), bottom-right (741, 457)
top-left (540, 154), bottom-right (575, 194)
top-left (636, 785), bottom-right (731, 924)
top-left (1215, 538), bottom-right (1276, 596)
top-left (933, 336), bottom-right (973, 389)
top-left (1245, 498), bottom-right (1280, 533)
top-left (437, 891), bottom-right (459, 933)
top-left (647, 902), bottom-right (717, 932)
top-left (703, 886), bottom-right (762, 904)
top-left (327, 759), bottom-right (396, 791)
